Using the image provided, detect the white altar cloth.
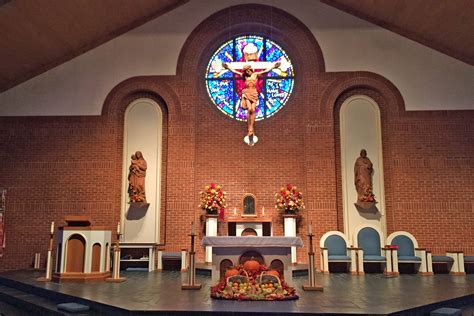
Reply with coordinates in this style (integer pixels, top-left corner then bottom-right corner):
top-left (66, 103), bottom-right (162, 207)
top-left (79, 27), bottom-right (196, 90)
top-left (201, 236), bottom-right (303, 248)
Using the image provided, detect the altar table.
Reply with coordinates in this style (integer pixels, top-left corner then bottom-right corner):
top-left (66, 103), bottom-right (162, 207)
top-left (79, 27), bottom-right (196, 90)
top-left (201, 236), bottom-right (303, 286)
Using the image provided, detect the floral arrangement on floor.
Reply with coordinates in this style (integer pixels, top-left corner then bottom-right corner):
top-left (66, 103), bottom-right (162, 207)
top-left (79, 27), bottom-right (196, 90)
top-left (275, 184), bottom-right (305, 214)
top-left (199, 183), bottom-right (227, 215)
top-left (210, 261), bottom-right (298, 301)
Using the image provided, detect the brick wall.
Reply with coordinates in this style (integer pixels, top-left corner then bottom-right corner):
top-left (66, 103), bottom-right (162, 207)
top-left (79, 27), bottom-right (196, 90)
top-left (0, 4), bottom-right (472, 271)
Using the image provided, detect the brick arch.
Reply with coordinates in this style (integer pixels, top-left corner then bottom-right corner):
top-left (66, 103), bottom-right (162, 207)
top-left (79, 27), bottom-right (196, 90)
top-left (101, 76), bottom-right (174, 247)
top-left (327, 74), bottom-right (404, 233)
top-left (177, 4), bottom-right (325, 85)
top-left (319, 72), bottom-right (405, 121)
top-left (101, 76), bottom-right (182, 119)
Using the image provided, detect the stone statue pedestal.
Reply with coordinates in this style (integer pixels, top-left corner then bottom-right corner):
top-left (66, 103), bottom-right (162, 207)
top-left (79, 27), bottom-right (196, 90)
top-left (205, 214), bottom-right (218, 263)
top-left (283, 214), bottom-right (298, 264)
top-left (354, 202), bottom-right (378, 213)
top-left (129, 202), bottom-right (150, 209)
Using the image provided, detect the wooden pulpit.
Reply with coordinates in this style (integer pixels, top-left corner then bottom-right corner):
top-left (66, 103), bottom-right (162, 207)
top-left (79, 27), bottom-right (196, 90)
top-left (53, 216), bottom-right (112, 282)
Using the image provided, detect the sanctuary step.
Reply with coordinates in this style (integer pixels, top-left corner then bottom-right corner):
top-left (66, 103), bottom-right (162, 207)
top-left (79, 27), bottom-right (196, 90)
top-left (1, 269), bottom-right (474, 315)
top-left (0, 299), bottom-right (29, 316)
top-left (0, 271), bottom-right (110, 315)
top-left (0, 284), bottom-right (72, 315)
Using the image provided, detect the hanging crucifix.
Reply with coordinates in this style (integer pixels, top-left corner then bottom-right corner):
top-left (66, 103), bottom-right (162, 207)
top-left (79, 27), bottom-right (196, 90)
top-left (211, 43), bottom-right (290, 146)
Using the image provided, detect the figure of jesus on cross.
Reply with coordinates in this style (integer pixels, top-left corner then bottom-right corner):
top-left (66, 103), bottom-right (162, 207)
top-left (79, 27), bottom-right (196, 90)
top-left (212, 43), bottom-right (290, 146)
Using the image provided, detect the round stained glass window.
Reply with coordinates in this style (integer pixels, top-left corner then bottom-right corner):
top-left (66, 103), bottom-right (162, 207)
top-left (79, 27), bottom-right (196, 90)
top-left (205, 35), bottom-right (295, 121)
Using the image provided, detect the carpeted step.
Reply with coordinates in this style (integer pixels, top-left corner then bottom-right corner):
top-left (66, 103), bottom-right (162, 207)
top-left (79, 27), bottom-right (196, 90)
top-left (0, 273), bottom-right (121, 315)
top-left (0, 284), bottom-right (73, 315)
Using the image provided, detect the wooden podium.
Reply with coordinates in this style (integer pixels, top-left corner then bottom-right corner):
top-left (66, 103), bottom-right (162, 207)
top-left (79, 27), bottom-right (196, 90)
top-left (53, 216), bottom-right (112, 282)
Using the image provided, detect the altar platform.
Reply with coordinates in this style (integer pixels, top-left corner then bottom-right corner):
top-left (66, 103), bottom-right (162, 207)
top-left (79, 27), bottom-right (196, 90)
top-left (0, 269), bottom-right (473, 315)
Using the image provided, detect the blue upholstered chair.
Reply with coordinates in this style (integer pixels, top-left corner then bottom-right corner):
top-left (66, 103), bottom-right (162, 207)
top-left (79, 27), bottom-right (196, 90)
top-left (386, 231), bottom-right (429, 275)
top-left (354, 226), bottom-right (388, 274)
top-left (464, 255), bottom-right (474, 273)
top-left (319, 231), bottom-right (356, 274)
top-left (430, 251), bottom-right (467, 275)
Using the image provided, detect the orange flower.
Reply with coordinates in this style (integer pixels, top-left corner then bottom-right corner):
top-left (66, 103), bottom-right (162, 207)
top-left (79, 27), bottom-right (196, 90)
top-left (275, 184), bottom-right (305, 213)
top-left (200, 183), bottom-right (227, 214)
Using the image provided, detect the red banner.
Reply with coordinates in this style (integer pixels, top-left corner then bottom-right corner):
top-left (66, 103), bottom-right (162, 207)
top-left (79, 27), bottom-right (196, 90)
top-left (0, 213), bottom-right (4, 257)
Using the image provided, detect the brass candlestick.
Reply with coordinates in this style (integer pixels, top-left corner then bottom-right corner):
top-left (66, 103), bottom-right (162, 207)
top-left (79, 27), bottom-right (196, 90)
top-left (182, 222), bottom-right (201, 290)
top-left (106, 232), bottom-right (127, 283)
top-left (37, 228), bottom-right (54, 282)
top-left (302, 226), bottom-right (323, 291)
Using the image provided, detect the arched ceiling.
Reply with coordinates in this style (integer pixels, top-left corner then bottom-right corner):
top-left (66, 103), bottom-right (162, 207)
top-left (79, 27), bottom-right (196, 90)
top-left (0, 0), bottom-right (472, 94)
top-left (321, 0), bottom-right (474, 66)
top-left (0, 0), bottom-right (188, 93)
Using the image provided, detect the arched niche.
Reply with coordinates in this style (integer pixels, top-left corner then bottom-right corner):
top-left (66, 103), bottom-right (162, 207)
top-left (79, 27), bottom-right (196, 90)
top-left (121, 98), bottom-right (163, 244)
top-left (241, 228), bottom-right (258, 236)
top-left (220, 259), bottom-right (234, 279)
top-left (66, 234), bottom-right (86, 273)
top-left (270, 259), bottom-right (284, 277)
top-left (339, 95), bottom-right (386, 243)
top-left (239, 251), bottom-right (265, 265)
top-left (242, 194), bottom-right (256, 217)
top-left (91, 243), bottom-right (101, 272)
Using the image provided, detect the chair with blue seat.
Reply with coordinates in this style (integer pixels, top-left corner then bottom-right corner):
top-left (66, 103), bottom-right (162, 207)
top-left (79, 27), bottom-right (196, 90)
top-left (354, 226), bottom-right (389, 275)
top-left (464, 255), bottom-right (474, 273)
top-left (386, 231), bottom-right (429, 275)
top-left (429, 251), bottom-right (467, 275)
top-left (320, 231), bottom-right (357, 274)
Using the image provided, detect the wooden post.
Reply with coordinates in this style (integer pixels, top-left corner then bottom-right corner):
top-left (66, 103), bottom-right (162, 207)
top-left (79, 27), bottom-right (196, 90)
top-left (106, 232), bottom-right (126, 283)
top-left (182, 222), bottom-right (201, 290)
top-left (302, 227), bottom-right (323, 291)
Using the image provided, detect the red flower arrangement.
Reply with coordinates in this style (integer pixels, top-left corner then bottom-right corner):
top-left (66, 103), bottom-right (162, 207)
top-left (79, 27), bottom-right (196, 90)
top-left (275, 184), bottom-right (305, 214)
top-left (360, 192), bottom-right (376, 203)
top-left (199, 183), bottom-right (227, 215)
top-left (130, 194), bottom-right (145, 202)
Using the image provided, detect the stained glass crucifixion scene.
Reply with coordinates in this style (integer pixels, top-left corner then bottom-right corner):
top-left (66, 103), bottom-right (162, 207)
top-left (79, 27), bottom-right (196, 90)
top-left (205, 35), bottom-right (295, 146)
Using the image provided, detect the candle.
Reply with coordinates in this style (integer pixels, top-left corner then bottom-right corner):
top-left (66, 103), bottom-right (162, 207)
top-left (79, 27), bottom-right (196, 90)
top-left (233, 207), bottom-right (237, 216)
top-left (191, 221), bottom-right (196, 235)
top-left (50, 221), bottom-right (55, 234)
top-left (117, 222), bottom-right (120, 235)
top-left (308, 221), bottom-right (312, 235)
top-left (262, 207), bottom-right (265, 216)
